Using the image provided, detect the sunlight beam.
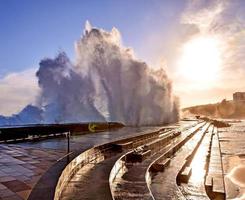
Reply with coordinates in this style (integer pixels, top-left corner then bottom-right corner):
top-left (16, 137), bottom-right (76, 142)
top-left (177, 35), bottom-right (222, 87)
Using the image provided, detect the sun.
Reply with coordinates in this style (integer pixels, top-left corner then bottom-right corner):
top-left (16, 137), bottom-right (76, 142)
top-left (177, 36), bottom-right (222, 86)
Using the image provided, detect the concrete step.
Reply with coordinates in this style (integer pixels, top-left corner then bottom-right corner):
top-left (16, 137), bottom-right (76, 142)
top-left (126, 149), bottom-right (152, 163)
top-left (113, 141), bottom-right (133, 152)
top-left (151, 158), bottom-right (171, 172)
top-left (205, 175), bottom-right (213, 189)
top-left (179, 166), bottom-right (192, 183)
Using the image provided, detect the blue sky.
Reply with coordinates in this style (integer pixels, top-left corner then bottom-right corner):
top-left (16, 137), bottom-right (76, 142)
top-left (0, 0), bottom-right (186, 77)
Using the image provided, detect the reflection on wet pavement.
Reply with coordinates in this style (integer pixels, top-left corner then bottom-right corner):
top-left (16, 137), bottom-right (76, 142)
top-left (61, 154), bottom-right (121, 200)
top-left (150, 123), bottom-right (210, 200)
top-left (178, 125), bottom-right (214, 200)
top-left (0, 127), bottom-right (160, 200)
top-left (219, 120), bottom-right (245, 200)
top-left (0, 144), bottom-right (65, 200)
top-left (110, 121), bottom-right (203, 200)
top-left (2, 119), bottom-right (243, 200)
top-left (59, 120), bottom-right (198, 200)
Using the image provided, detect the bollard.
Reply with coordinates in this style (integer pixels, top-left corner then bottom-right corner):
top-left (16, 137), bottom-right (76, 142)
top-left (66, 131), bottom-right (71, 163)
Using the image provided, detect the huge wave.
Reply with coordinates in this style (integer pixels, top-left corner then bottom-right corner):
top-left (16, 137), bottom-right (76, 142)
top-left (0, 22), bottom-right (179, 126)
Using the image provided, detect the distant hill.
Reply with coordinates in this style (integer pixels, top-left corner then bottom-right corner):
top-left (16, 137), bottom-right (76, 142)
top-left (183, 100), bottom-right (245, 119)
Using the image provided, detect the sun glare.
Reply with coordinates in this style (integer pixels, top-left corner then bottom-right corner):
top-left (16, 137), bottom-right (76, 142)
top-left (178, 36), bottom-right (222, 86)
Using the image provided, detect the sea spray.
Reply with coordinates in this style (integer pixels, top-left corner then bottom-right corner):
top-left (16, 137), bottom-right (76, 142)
top-left (0, 22), bottom-right (179, 126)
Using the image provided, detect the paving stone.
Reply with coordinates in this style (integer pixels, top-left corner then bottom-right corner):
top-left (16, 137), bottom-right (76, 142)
top-left (0, 171), bottom-right (7, 177)
top-left (2, 180), bottom-right (31, 192)
top-left (3, 195), bottom-right (23, 200)
top-left (0, 189), bottom-right (15, 198)
top-left (15, 176), bottom-right (30, 182)
top-left (1, 126), bottom-right (167, 200)
top-left (0, 184), bottom-right (7, 190)
top-left (17, 189), bottom-right (31, 199)
top-left (0, 176), bottom-right (16, 182)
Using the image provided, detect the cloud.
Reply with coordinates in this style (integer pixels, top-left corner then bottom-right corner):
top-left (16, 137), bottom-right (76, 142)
top-left (174, 0), bottom-right (245, 107)
top-left (0, 68), bottom-right (39, 116)
top-left (181, 0), bottom-right (245, 70)
top-left (181, 0), bottom-right (226, 33)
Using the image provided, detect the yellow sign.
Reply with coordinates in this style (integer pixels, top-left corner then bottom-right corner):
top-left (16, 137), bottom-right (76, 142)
top-left (88, 123), bottom-right (97, 132)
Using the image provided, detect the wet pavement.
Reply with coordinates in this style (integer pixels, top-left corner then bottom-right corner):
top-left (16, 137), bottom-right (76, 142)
top-left (1, 119), bottom-right (241, 200)
top-left (150, 123), bottom-right (210, 200)
top-left (178, 125), bottom-right (214, 200)
top-left (0, 145), bottom-right (65, 200)
top-left (60, 154), bottom-right (121, 200)
top-left (113, 144), bottom-right (172, 200)
top-left (112, 121), bottom-right (203, 200)
top-left (0, 127), bottom-right (162, 200)
top-left (58, 120), bottom-right (197, 200)
top-left (219, 120), bottom-right (245, 200)
top-left (19, 127), bottom-right (161, 152)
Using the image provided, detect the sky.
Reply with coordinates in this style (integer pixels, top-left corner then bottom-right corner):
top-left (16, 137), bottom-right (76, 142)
top-left (0, 0), bottom-right (244, 116)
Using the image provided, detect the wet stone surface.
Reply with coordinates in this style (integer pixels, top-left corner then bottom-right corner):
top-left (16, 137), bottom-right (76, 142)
top-left (0, 127), bottom-right (160, 200)
top-left (56, 120), bottom-right (196, 200)
top-left (219, 120), bottom-right (245, 200)
top-left (179, 125), bottom-right (214, 200)
top-left (60, 154), bottom-right (121, 200)
top-left (150, 123), bottom-right (210, 200)
top-left (0, 144), bottom-right (65, 200)
top-left (2, 120), bottom-right (225, 200)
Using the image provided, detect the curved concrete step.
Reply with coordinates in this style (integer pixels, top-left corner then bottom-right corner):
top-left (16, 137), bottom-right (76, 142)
top-left (177, 125), bottom-right (214, 199)
top-left (110, 122), bottom-right (207, 200)
top-left (56, 125), bottom-right (180, 200)
top-left (149, 122), bottom-right (210, 200)
top-left (205, 127), bottom-right (226, 200)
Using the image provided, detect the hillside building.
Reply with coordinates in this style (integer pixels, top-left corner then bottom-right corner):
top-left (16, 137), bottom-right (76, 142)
top-left (233, 92), bottom-right (245, 101)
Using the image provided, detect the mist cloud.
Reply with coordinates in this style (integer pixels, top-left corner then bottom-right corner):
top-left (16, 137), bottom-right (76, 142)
top-left (0, 22), bottom-right (179, 126)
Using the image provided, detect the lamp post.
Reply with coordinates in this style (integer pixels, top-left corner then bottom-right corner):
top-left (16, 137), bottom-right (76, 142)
top-left (66, 131), bottom-right (70, 154)
top-left (65, 131), bottom-right (71, 164)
